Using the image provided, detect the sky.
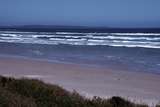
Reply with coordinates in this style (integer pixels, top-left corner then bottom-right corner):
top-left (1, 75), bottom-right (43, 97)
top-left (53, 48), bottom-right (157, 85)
top-left (0, 0), bottom-right (160, 28)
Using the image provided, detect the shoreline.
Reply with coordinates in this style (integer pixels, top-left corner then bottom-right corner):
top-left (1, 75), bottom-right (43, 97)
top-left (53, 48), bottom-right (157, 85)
top-left (0, 55), bottom-right (160, 106)
top-left (1, 53), bottom-right (160, 75)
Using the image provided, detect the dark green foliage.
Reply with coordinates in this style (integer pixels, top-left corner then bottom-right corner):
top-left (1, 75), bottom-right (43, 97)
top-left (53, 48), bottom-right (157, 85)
top-left (156, 104), bottom-right (160, 107)
top-left (108, 96), bottom-right (148, 107)
top-left (0, 76), bottom-right (149, 107)
top-left (0, 86), bottom-right (36, 107)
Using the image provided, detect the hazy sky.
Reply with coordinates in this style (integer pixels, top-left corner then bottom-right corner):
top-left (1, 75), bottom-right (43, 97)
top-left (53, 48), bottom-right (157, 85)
top-left (0, 0), bottom-right (160, 27)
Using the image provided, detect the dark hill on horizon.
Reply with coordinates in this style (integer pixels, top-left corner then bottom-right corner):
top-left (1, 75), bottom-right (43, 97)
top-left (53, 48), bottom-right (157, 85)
top-left (0, 25), bottom-right (160, 33)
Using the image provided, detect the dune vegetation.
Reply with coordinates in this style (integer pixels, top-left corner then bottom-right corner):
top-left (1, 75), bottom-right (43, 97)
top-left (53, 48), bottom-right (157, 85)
top-left (0, 76), bottom-right (152, 107)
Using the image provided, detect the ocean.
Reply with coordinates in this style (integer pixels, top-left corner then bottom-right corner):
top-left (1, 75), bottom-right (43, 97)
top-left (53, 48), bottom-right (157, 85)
top-left (0, 30), bottom-right (160, 74)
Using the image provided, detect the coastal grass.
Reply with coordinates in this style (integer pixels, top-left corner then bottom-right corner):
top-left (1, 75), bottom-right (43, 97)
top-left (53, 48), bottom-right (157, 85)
top-left (0, 76), bottom-right (149, 107)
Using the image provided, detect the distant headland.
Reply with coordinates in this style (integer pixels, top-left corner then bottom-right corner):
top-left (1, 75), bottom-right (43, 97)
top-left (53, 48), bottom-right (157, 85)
top-left (0, 25), bottom-right (160, 33)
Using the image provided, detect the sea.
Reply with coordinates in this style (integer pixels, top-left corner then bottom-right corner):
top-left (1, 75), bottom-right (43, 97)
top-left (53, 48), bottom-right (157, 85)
top-left (0, 30), bottom-right (160, 74)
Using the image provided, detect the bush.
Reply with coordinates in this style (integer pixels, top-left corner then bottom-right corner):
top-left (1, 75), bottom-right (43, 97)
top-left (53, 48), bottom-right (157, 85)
top-left (0, 76), bottom-right (149, 107)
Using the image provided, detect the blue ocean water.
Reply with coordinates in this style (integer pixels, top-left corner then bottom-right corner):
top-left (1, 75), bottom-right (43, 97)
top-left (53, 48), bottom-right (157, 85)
top-left (0, 31), bottom-right (160, 74)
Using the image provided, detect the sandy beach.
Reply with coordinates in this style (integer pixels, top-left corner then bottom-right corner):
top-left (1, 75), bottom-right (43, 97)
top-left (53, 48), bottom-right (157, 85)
top-left (0, 55), bottom-right (160, 106)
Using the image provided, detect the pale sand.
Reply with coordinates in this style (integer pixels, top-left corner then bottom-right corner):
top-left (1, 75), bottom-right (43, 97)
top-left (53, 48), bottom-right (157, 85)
top-left (0, 56), bottom-right (160, 106)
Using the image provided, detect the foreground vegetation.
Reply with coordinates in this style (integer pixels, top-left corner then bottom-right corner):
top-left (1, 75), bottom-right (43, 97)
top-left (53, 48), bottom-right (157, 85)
top-left (0, 76), bottom-right (151, 107)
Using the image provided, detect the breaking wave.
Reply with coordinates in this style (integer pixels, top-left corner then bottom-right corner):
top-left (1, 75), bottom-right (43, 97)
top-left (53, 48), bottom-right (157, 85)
top-left (0, 31), bottom-right (160, 49)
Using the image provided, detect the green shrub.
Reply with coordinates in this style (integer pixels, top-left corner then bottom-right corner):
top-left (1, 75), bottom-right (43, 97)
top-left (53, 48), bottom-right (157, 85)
top-left (0, 76), bottom-right (149, 107)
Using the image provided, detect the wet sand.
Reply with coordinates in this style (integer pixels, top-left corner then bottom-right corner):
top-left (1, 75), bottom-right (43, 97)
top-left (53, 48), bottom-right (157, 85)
top-left (0, 55), bottom-right (160, 106)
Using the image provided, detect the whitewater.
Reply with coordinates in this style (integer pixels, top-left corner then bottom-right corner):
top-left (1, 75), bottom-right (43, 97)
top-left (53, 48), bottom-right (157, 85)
top-left (0, 31), bottom-right (160, 49)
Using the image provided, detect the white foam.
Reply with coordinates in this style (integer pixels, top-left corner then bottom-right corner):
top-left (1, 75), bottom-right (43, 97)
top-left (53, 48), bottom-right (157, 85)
top-left (0, 33), bottom-right (19, 37)
top-left (92, 36), bottom-right (160, 41)
top-left (56, 32), bottom-right (84, 35)
top-left (112, 33), bottom-right (160, 36)
top-left (32, 35), bottom-right (54, 38)
top-left (1, 31), bottom-right (160, 49)
top-left (108, 44), bottom-right (160, 49)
